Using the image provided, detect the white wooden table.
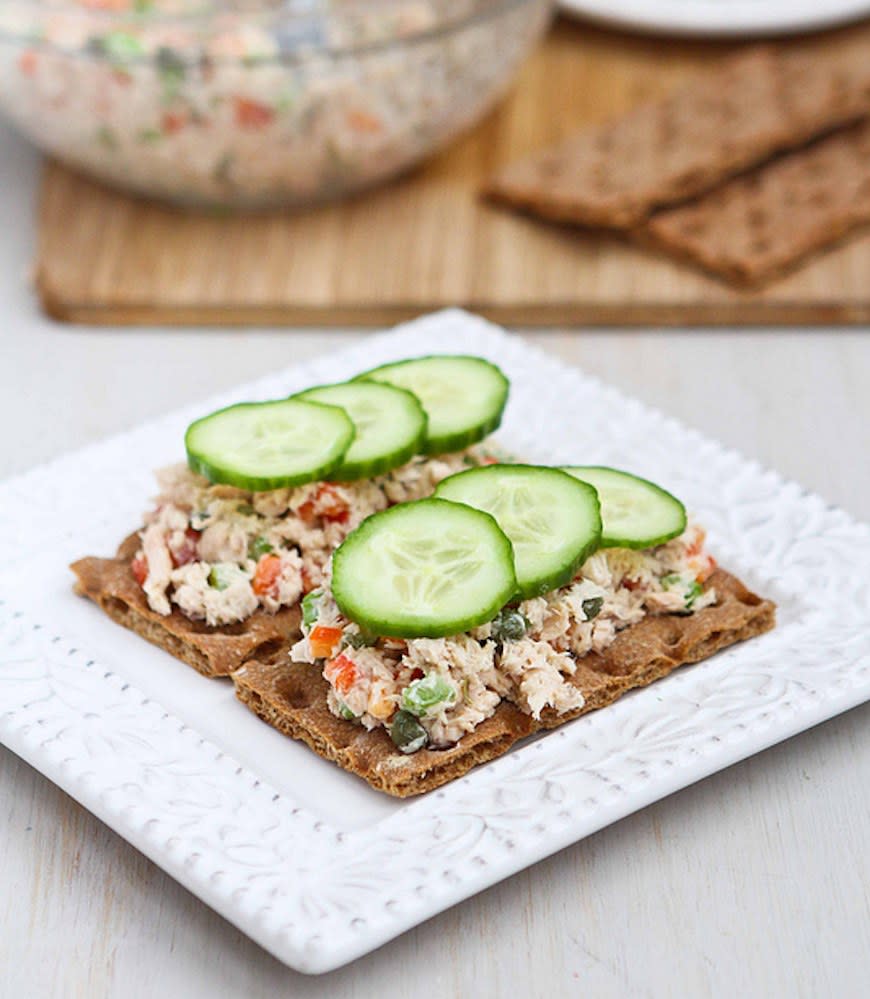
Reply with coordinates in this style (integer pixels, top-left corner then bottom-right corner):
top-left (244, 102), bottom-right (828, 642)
top-left (1, 122), bottom-right (868, 998)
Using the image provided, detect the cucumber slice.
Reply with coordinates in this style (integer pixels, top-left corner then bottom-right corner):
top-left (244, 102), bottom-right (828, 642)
top-left (332, 499), bottom-right (517, 639)
top-left (185, 399), bottom-right (354, 491)
top-left (355, 355), bottom-right (509, 455)
top-left (293, 381), bottom-right (426, 481)
top-left (435, 465), bottom-right (602, 599)
top-left (560, 466), bottom-right (687, 549)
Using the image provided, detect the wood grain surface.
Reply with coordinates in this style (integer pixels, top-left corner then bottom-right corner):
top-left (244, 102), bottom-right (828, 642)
top-left (35, 19), bottom-right (870, 327)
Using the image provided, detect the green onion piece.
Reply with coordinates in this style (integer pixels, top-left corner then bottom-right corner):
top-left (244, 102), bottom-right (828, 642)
top-left (685, 580), bottom-right (704, 609)
top-left (301, 589), bottom-right (323, 629)
top-left (248, 536), bottom-right (274, 560)
top-left (100, 31), bottom-right (144, 63)
top-left (208, 563), bottom-right (246, 591)
top-left (582, 597), bottom-right (603, 621)
top-left (338, 702), bottom-right (357, 721)
top-left (401, 674), bottom-right (456, 717)
top-left (389, 710), bottom-right (428, 754)
top-left (342, 631), bottom-right (374, 650)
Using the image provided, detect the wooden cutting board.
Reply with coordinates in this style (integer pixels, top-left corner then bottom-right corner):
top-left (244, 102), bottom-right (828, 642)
top-left (35, 18), bottom-right (870, 327)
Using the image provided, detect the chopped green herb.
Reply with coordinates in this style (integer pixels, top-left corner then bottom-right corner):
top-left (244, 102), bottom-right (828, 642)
top-left (401, 674), bottom-right (456, 717)
top-left (236, 502), bottom-right (255, 515)
top-left (208, 563), bottom-right (245, 591)
top-left (338, 702), bottom-right (357, 721)
top-left (100, 31), bottom-right (144, 65)
top-left (685, 580), bottom-right (704, 609)
top-left (301, 589), bottom-right (323, 629)
top-left (249, 536), bottom-right (273, 560)
top-left (137, 128), bottom-right (162, 143)
top-left (389, 710), bottom-right (428, 754)
top-left (96, 126), bottom-right (118, 150)
top-left (581, 597), bottom-right (603, 621)
top-left (156, 46), bottom-right (186, 101)
top-left (662, 574), bottom-right (704, 611)
top-left (275, 92), bottom-right (296, 114)
top-left (342, 631), bottom-right (374, 650)
top-left (213, 153), bottom-right (235, 186)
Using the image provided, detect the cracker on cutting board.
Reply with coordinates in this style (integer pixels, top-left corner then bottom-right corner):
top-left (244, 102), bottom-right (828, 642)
top-left (643, 119), bottom-right (870, 286)
top-left (486, 42), bottom-right (870, 229)
top-left (233, 570), bottom-right (776, 797)
top-left (71, 533), bottom-right (301, 678)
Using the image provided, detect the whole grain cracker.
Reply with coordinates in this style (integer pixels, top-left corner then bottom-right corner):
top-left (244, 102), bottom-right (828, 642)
top-left (233, 570), bottom-right (775, 797)
top-left (70, 533), bottom-right (301, 678)
top-left (487, 42), bottom-right (870, 229)
top-left (643, 119), bottom-right (870, 285)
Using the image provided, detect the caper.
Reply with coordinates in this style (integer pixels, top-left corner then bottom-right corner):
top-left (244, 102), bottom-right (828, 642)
top-left (389, 710), bottom-right (429, 755)
top-left (491, 608), bottom-right (529, 643)
top-left (582, 597), bottom-right (603, 621)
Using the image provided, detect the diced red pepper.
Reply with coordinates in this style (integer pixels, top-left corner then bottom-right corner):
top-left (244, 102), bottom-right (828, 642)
top-left (171, 527), bottom-right (201, 568)
top-left (300, 565), bottom-right (317, 594)
top-left (309, 625), bottom-right (343, 660)
top-left (252, 553), bottom-right (282, 596)
top-left (162, 111), bottom-right (187, 135)
top-left (18, 51), bottom-right (37, 77)
top-left (684, 528), bottom-right (707, 559)
top-left (482, 456), bottom-right (500, 465)
top-left (346, 109), bottom-right (383, 134)
top-left (409, 667), bottom-right (424, 681)
top-left (697, 555), bottom-right (718, 583)
top-left (234, 97), bottom-right (274, 129)
top-left (318, 485), bottom-right (350, 523)
top-left (324, 653), bottom-right (357, 696)
top-left (131, 553), bottom-right (148, 586)
top-left (298, 484), bottom-right (350, 525)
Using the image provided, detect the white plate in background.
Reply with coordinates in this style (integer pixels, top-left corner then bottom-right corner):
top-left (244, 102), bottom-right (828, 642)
top-left (558, 0), bottom-right (870, 37)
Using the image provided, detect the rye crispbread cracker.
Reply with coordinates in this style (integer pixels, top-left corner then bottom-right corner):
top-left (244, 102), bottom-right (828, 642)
top-left (643, 120), bottom-right (870, 286)
top-left (487, 43), bottom-right (870, 229)
top-left (233, 569), bottom-right (775, 797)
top-left (70, 533), bottom-right (301, 678)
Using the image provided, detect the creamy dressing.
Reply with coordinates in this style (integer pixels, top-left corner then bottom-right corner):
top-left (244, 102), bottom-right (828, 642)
top-left (295, 524), bottom-right (718, 750)
top-left (132, 446), bottom-right (492, 625)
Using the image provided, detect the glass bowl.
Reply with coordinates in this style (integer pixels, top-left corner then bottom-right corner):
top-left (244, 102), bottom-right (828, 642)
top-left (0, 0), bottom-right (552, 208)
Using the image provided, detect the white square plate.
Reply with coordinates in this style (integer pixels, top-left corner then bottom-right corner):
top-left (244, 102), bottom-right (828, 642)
top-left (1, 310), bottom-right (868, 973)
